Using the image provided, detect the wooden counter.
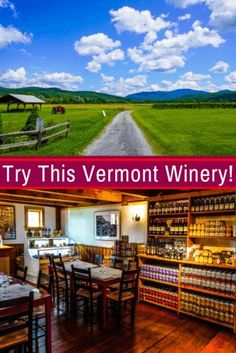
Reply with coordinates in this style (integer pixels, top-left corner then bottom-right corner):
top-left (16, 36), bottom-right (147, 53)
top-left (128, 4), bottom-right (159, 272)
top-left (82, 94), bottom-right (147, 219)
top-left (0, 245), bottom-right (14, 275)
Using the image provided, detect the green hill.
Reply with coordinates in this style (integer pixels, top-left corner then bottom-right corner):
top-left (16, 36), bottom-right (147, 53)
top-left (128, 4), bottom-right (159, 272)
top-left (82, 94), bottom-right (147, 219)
top-left (0, 87), bottom-right (128, 104)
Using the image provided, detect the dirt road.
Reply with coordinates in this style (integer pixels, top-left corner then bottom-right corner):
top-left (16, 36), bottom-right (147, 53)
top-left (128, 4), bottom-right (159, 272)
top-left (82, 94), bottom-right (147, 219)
top-left (83, 111), bottom-right (154, 156)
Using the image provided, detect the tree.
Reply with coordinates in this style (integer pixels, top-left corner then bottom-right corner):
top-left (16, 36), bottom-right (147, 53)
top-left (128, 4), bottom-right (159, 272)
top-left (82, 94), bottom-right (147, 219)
top-left (21, 107), bottom-right (39, 131)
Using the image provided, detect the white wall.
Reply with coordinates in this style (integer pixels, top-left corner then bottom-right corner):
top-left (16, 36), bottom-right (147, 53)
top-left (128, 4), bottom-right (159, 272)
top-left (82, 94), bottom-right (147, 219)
top-left (67, 202), bottom-right (147, 248)
top-left (1, 201), bottom-right (56, 245)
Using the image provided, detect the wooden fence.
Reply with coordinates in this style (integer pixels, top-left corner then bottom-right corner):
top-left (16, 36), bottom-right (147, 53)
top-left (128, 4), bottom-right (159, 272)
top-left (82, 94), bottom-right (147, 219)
top-left (0, 121), bottom-right (70, 152)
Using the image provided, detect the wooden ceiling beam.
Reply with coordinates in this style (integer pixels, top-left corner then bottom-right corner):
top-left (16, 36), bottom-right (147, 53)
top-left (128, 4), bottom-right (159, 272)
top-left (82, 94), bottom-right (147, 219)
top-left (0, 190), bottom-right (104, 206)
top-left (32, 189), bottom-right (122, 203)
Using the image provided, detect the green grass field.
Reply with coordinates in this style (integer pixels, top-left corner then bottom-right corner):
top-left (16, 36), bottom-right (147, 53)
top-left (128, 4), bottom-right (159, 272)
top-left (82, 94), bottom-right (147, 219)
top-left (132, 108), bottom-right (236, 155)
top-left (0, 104), bottom-right (136, 156)
top-left (0, 104), bottom-right (235, 155)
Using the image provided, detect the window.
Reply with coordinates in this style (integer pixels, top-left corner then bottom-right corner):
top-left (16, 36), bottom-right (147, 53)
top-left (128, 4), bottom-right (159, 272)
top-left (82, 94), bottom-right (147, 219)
top-left (25, 206), bottom-right (45, 229)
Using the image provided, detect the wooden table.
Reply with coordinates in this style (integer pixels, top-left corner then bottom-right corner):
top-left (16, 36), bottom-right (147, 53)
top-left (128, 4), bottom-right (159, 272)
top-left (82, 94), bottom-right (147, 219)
top-left (64, 261), bottom-right (122, 329)
top-left (0, 276), bottom-right (52, 353)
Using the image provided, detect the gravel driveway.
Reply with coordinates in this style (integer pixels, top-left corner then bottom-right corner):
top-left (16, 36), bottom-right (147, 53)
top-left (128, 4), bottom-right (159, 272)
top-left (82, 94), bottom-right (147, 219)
top-left (83, 111), bottom-right (154, 156)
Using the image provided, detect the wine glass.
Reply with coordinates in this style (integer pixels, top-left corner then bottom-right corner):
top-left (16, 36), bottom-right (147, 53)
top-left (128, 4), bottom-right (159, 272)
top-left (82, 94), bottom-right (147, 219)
top-left (1, 276), bottom-right (9, 299)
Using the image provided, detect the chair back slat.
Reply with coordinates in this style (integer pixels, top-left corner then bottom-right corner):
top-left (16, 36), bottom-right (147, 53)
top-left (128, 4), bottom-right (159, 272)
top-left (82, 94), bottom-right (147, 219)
top-left (37, 270), bottom-right (53, 294)
top-left (15, 264), bottom-right (28, 282)
top-left (0, 291), bottom-right (34, 348)
top-left (114, 258), bottom-right (132, 271)
top-left (71, 266), bottom-right (93, 291)
top-left (119, 268), bottom-right (140, 300)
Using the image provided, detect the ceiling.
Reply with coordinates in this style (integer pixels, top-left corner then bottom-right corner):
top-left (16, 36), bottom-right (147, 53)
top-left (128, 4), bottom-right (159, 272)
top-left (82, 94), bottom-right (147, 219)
top-left (0, 189), bottom-right (190, 208)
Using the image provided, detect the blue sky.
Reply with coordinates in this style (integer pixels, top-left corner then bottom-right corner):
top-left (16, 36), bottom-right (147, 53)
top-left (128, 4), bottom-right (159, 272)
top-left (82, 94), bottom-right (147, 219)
top-left (0, 0), bottom-right (236, 95)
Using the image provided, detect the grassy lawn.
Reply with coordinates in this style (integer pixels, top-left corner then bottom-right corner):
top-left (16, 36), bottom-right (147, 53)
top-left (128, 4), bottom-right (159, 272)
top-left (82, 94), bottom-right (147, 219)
top-left (0, 103), bottom-right (146, 156)
top-left (132, 108), bottom-right (236, 155)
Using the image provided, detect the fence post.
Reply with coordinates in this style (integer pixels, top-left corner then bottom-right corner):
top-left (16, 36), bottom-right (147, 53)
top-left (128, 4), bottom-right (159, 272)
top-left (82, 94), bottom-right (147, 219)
top-left (66, 120), bottom-right (70, 138)
top-left (36, 130), bottom-right (42, 150)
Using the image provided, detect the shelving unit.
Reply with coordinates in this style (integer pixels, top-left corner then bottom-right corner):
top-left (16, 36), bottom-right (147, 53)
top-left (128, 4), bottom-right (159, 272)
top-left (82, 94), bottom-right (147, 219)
top-left (24, 235), bottom-right (74, 278)
top-left (140, 190), bottom-right (236, 332)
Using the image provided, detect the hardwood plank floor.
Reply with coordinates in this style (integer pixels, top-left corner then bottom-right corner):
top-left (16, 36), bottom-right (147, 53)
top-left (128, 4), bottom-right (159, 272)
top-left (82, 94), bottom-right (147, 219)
top-left (40, 303), bottom-right (236, 353)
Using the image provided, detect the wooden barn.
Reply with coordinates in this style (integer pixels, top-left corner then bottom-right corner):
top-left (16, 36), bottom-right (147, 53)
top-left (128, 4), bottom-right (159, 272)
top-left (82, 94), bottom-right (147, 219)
top-left (0, 93), bottom-right (45, 111)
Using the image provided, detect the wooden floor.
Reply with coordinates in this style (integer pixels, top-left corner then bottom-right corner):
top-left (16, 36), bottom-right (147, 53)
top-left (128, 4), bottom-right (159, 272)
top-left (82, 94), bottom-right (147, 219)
top-left (41, 303), bottom-right (236, 353)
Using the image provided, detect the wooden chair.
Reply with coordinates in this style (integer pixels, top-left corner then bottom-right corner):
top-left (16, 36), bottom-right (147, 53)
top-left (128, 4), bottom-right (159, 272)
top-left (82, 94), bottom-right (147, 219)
top-left (0, 292), bottom-right (34, 353)
top-left (108, 258), bottom-right (132, 291)
top-left (114, 258), bottom-right (132, 270)
top-left (15, 264), bottom-right (28, 282)
top-left (33, 270), bottom-right (53, 351)
top-left (71, 266), bottom-right (102, 330)
top-left (92, 253), bottom-right (104, 266)
top-left (106, 268), bottom-right (140, 327)
top-left (52, 259), bottom-right (70, 313)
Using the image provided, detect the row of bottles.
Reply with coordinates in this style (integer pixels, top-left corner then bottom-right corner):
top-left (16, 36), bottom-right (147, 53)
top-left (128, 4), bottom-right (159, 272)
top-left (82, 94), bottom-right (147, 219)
top-left (26, 228), bottom-right (62, 238)
top-left (181, 291), bottom-right (234, 325)
top-left (189, 221), bottom-right (234, 237)
top-left (140, 285), bottom-right (178, 308)
top-left (146, 238), bottom-right (187, 260)
top-left (149, 218), bottom-right (188, 236)
top-left (149, 201), bottom-right (189, 215)
top-left (191, 194), bottom-right (235, 212)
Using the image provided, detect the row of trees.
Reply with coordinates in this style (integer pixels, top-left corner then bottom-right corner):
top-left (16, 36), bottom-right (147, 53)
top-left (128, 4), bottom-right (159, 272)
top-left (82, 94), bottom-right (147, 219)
top-left (153, 102), bottom-right (236, 109)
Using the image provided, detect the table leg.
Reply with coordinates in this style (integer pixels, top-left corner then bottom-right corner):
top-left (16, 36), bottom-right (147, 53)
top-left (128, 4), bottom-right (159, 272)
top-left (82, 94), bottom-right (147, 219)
top-left (45, 296), bottom-right (52, 353)
top-left (102, 283), bottom-right (108, 330)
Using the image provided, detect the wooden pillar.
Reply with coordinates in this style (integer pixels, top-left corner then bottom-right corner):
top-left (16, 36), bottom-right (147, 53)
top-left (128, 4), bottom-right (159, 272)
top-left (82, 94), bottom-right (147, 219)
top-left (7, 104), bottom-right (10, 112)
top-left (56, 207), bottom-right (62, 230)
top-left (24, 104), bottom-right (26, 111)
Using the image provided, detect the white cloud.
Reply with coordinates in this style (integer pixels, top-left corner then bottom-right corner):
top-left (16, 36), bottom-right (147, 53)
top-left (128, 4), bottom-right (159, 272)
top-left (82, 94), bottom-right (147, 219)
top-left (74, 33), bottom-right (124, 73)
top-left (0, 67), bottom-right (26, 86)
top-left (181, 71), bottom-right (211, 80)
top-left (86, 49), bottom-right (125, 73)
top-left (167, 0), bottom-right (204, 8)
top-left (128, 21), bottom-right (224, 72)
top-left (225, 71), bottom-right (236, 83)
top-left (100, 74), bottom-right (147, 96)
top-left (210, 60), bottom-right (229, 73)
top-left (0, 0), bottom-right (16, 16)
top-left (74, 33), bottom-right (120, 56)
top-left (101, 73), bottom-right (115, 83)
top-left (207, 0), bottom-right (236, 31)
top-left (160, 69), bottom-right (233, 92)
top-left (0, 67), bottom-right (84, 90)
top-left (110, 6), bottom-right (171, 34)
top-left (178, 13), bottom-right (191, 20)
top-left (167, 0), bottom-right (236, 31)
top-left (33, 72), bottom-right (84, 90)
top-left (0, 24), bottom-right (32, 48)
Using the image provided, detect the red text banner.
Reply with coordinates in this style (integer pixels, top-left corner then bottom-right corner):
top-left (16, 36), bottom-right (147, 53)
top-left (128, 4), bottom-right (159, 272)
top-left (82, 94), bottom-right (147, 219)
top-left (0, 157), bottom-right (234, 189)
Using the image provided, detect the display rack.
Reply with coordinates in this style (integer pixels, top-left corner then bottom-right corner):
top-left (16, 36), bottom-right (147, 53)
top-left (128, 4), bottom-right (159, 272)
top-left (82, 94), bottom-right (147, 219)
top-left (140, 190), bottom-right (236, 332)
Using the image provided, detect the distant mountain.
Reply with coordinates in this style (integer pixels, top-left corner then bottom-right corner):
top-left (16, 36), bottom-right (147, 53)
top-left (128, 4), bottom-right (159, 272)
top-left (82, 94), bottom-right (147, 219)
top-left (0, 87), bottom-right (128, 104)
top-left (126, 89), bottom-right (207, 101)
top-left (176, 90), bottom-right (236, 102)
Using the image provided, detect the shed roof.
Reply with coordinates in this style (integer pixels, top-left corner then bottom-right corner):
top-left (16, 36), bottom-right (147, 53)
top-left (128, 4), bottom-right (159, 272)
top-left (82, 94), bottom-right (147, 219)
top-left (0, 94), bottom-right (45, 104)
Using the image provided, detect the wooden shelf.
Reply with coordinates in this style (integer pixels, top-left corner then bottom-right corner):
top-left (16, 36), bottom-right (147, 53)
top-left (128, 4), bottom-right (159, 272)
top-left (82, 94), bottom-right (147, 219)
top-left (179, 310), bottom-right (234, 330)
top-left (139, 255), bottom-right (180, 264)
top-left (180, 285), bottom-right (236, 300)
top-left (27, 237), bottom-right (68, 240)
top-left (140, 298), bottom-right (178, 312)
top-left (190, 209), bottom-right (235, 216)
top-left (183, 260), bottom-right (235, 270)
top-left (189, 236), bottom-right (235, 240)
top-left (140, 276), bottom-right (179, 287)
top-left (139, 255), bottom-right (236, 270)
top-left (149, 213), bottom-right (188, 218)
top-left (148, 234), bottom-right (187, 238)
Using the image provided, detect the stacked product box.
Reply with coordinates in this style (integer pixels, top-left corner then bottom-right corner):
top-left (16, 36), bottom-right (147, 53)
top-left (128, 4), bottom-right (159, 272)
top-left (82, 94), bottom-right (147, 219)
top-left (141, 264), bottom-right (179, 284)
top-left (140, 285), bottom-right (178, 309)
